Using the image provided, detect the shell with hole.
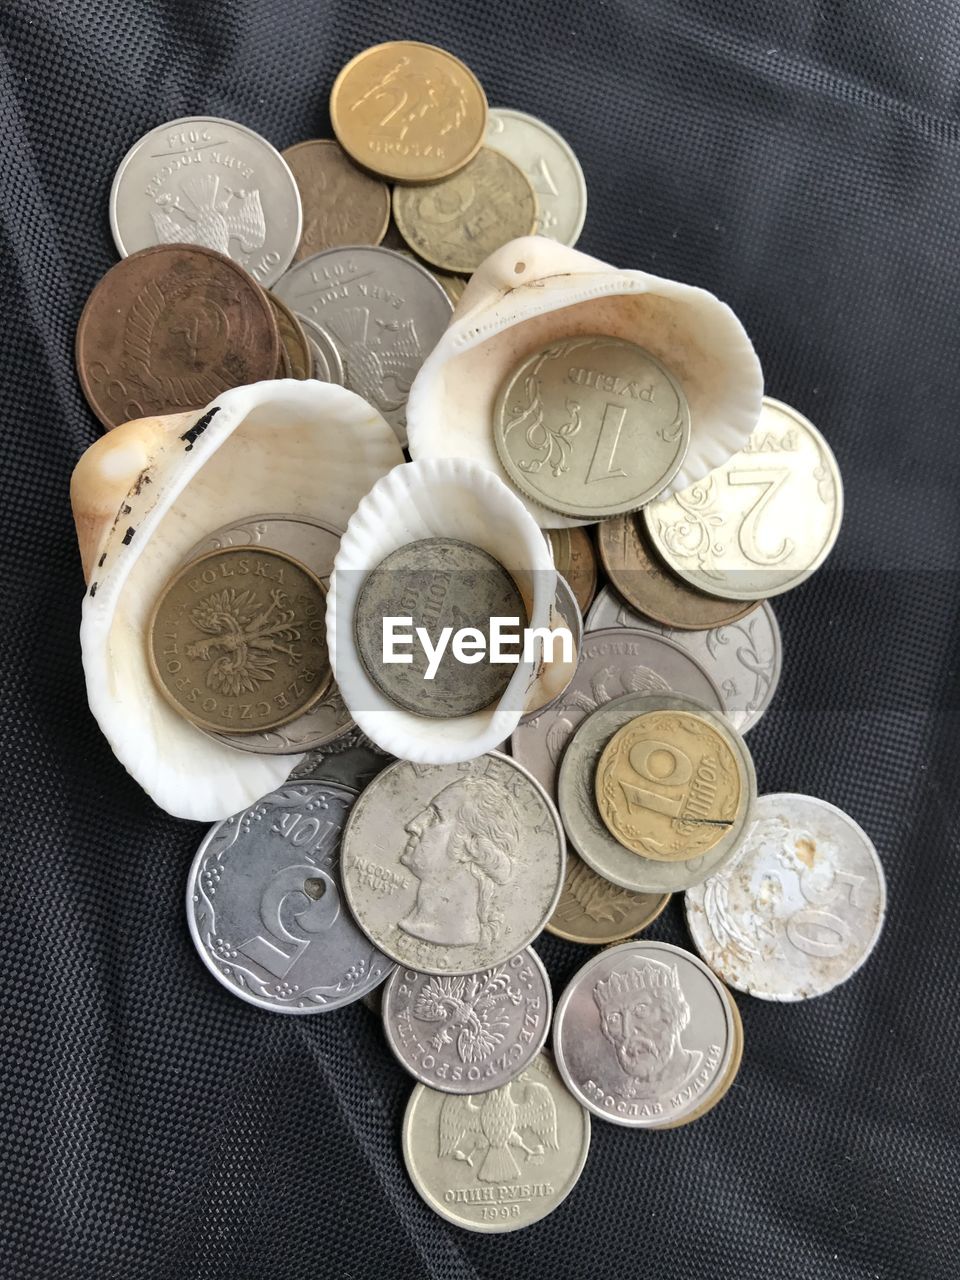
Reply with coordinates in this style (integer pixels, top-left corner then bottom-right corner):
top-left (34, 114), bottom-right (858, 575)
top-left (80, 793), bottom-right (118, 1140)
top-left (327, 458), bottom-right (557, 762)
top-left (406, 235), bottom-right (763, 529)
top-left (71, 379), bottom-right (403, 822)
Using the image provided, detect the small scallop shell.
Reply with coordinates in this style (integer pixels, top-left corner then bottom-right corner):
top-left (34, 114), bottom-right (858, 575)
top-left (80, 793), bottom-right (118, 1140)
top-left (407, 235), bottom-right (763, 528)
top-left (327, 457), bottom-right (556, 762)
top-left (71, 379), bottom-right (403, 821)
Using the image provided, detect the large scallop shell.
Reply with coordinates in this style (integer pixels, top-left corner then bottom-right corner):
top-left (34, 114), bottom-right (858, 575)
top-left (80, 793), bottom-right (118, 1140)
top-left (327, 457), bottom-right (556, 762)
top-left (406, 235), bottom-right (763, 528)
top-left (71, 379), bottom-right (403, 821)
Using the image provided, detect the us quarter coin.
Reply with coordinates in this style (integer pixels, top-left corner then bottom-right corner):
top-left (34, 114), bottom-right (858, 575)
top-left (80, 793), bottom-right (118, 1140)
top-left (341, 752), bottom-right (566, 974)
top-left (553, 941), bottom-right (735, 1127)
top-left (187, 780), bottom-right (394, 1012)
top-left (546, 849), bottom-right (670, 945)
top-left (109, 116), bottom-right (302, 286)
top-left (586, 586), bottom-right (782, 733)
top-left (402, 1050), bottom-right (590, 1232)
top-left (685, 793), bottom-right (886, 1001)
top-left (382, 946), bottom-right (552, 1093)
top-left (486, 108), bottom-right (587, 245)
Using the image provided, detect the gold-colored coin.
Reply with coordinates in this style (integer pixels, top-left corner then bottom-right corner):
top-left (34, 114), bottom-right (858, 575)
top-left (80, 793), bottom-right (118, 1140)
top-left (546, 849), bottom-right (669, 944)
top-left (547, 527), bottom-right (598, 616)
top-left (595, 710), bottom-right (742, 862)
top-left (392, 147), bottom-right (537, 274)
top-left (653, 989), bottom-right (744, 1128)
top-left (266, 292), bottom-right (312, 379)
top-left (148, 547), bottom-right (331, 735)
top-left (330, 41), bottom-right (487, 183)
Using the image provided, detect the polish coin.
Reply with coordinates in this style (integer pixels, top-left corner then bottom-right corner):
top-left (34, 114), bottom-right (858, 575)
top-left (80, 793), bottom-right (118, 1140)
top-left (330, 41), bottom-right (488, 183)
top-left (272, 246), bottom-right (452, 445)
top-left (519, 573), bottom-right (582, 724)
top-left (553, 941), bottom-right (735, 1127)
top-left (266, 293), bottom-right (312, 379)
top-left (282, 139), bottom-right (390, 258)
top-left (510, 628), bottom-right (723, 799)
top-left (402, 1050), bottom-right (590, 1232)
top-left (685, 793), bottom-right (886, 1001)
top-left (546, 849), bottom-right (670, 945)
top-left (644, 397), bottom-right (844, 600)
top-left (187, 780), bottom-right (394, 1012)
top-left (653, 991), bottom-right (743, 1128)
top-left (558, 693), bottom-right (757, 895)
top-left (486, 108), bottom-right (587, 245)
top-left (382, 946), bottom-right (552, 1093)
top-left (300, 316), bottom-right (346, 385)
top-left (546, 526), bottom-right (598, 616)
top-left (586, 586), bottom-right (782, 733)
top-left (341, 753), bottom-right (565, 974)
top-left (494, 337), bottom-right (690, 518)
top-left (109, 116), bottom-right (302, 286)
top-left (392, 147), bottom-right (538, 274)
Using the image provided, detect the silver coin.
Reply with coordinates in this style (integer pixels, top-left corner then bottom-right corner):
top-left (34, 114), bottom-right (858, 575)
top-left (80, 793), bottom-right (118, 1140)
top-left (186, 514), bottom-right (354, 754)
top-left (486, 108), bottom-right (587, 246)
top-left (300, 315), bottom-right (345, 385)
top-left (272, 246), bottom-right (453, 446)
top-left (289, 726), bottom-right (393, 790)
top-left (519, 573), bottom-right (583, 725)
top-left (187, 780), bottom-right (394, 1012)
top-left (685, 793), bottom-right (886, 1001)
top-left (109, 116), bottom-right (302, 287)
top-left (510, 627), bottom-right (723, 798)
top-left (382, 946), bottom-right (552, 1093)
top-left (585, 587), bottom-right (782, 733)
top-left (341, 752), bottom-right (566, 975)
top-left (558, 692), bottom-right (757, 894)
top-left (553, 941), bottom-right (736, 1127)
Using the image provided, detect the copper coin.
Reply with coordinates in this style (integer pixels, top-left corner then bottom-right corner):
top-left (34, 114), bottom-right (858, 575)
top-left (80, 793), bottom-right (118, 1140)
top-left (597, 513), bottom-right (758, 630)
top-left (282, 139), bottom-right (390, 259)
top-left (76, 244), bottom-right (280, 430)
top-left (266, 292), bottom-right (312, 378)
top-left (547, 527), bottom-right (598, 616)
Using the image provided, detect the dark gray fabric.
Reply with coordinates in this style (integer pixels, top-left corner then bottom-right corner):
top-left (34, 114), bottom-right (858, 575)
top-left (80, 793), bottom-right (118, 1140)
top-left (1, 2), bottom-right (956, 1277)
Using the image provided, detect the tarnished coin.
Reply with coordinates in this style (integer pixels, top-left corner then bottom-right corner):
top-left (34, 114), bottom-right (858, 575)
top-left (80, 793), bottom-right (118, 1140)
top-left (402, 1050), bottom-right (590, 1232)
top-left (187, 780), bottom-right (394, 1012)
top-left (645, 397), bottom-right (844, 601)
top-left (654, 992), bottom-right (743, 1128)
top-left (595, 709), bottom-right (744, 862)
top-left (685, 793), bottom-right (886, 1001)
top-left (341, 753), bottom-right (565, 974)
top-left (494, 337), bottom-right (690, 519)
top-left (109, 116), bottom-right (301, 286)
top-left (486, 108), bottom-right (587, 245)
top-left (519, 574), bottom-right (582, 723)
top-left (546, 527), bottom-right (598, 616)
top-left (558, 693), bottom-right (757, 895)
top-left (354, 538), bottom-right (527, 718)
top-left (392, 147), bottom-right (538, 274)
top-left (76, 244), bottom-right (280, 430)
top-left (282, 139), bottom-right (390, 258)
top-left (331, 41), bottom-right (488, 183)
top-left (586, 586), bottom-right (782, 733)
top-left (300, 316), bottom-right (346, 386)
top-left (290, 726), bottom-right (393, 790)
top-left (546, 849), bottom-right (669, 945)
top-left (266, 292), bottom-right (312, 379)
top-left (553, 941), bottom-right (735, 1127)
top-left (382, 947), bottom-right (552, 1093)
top-left (597, 513), bottom-right (757, 630)
top-left (510, 628), bottom-right (723, 799)
top-left (272, 246), bottom-right (452, 445)
top-left (148, 546), bottom-right (330, 735)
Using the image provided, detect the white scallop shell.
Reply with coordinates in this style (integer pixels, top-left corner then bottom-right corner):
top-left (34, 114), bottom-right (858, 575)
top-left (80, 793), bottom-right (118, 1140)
top-left (327, 458), bottom-right (556, 762)
top-left (71, 379), bottom-right (403, 821)
top-left (407, 235), bottom-right (764, 528)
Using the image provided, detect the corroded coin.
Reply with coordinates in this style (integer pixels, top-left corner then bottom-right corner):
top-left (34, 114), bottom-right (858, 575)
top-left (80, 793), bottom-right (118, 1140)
top-left (282, 139), bottom-right (391, 258)
top-left (300, 316), bottom-right (346, 386)
top-left (644, 397), bottom-right (844, 601)
top-left (553, 941), bottom-right (735, 1128)
top-left (595, 709), bottom-right (743, 862)
top-left (353, 537), bottom-right (527, 718)
top-left (546, 527), bottom-right (598, 616)
top-left (382, 946), bottom-right (552, 1093)
top-left (330, 41), bottom-right (488, 183)
top-left (266, 292), bottom-right (312, 378)
top-left (685, 793), bottom-right (886, 1001)
top-left (341, 753), bottom-right (565, 974)
top-left (546, 850), bottom-right (669, 945)
top-left (486, 108), bottom-right (587, 246)
top-left (76, 244), bottom-right (280, 430)
top-left (494, 336), bottom-right (691, 519)
top-left (148, 546), bottom-right (331, 735)
top-left (392, 147), bottom-right (538, 274)
top-left (402, 1050), bottom-right (590, 1232)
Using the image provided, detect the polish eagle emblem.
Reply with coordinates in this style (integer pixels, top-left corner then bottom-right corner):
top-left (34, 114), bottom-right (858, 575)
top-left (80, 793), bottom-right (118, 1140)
top-left (324, 307), bottom-right (422, 414)
top-left (185, 587), bottom-right (302, 696)
top-left (439, 1077), bottom-right (559, 1183)
top-left (413, 968), bottom-right (523, 1064)
top-left (151, 174), bottom-right (267, 256)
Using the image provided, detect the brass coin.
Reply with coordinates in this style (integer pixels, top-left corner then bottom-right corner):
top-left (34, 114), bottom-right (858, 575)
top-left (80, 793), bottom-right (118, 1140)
top-left (546, 849), bottom-right (670, 945)
top-left (148, 547), bottom-right (331, 735)
top-left (653, 988), bottom-right (743, 1128)
top-left (595, 710), bottom-right (743, 862)
top-left (266, 292), bottom-right (312, 378)
top-left (281, 139), bottom-right (390, 258)
top-left (547, 527), bottom-right (598, 616)
top-left (330, 41), bottom-right (487, 183)
top-left (597, 514), bottom-right (758, 630)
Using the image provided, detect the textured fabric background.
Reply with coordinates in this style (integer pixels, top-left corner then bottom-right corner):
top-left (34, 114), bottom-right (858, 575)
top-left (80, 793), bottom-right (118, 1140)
top-left (1, 1), bottom-right (957, 1277)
